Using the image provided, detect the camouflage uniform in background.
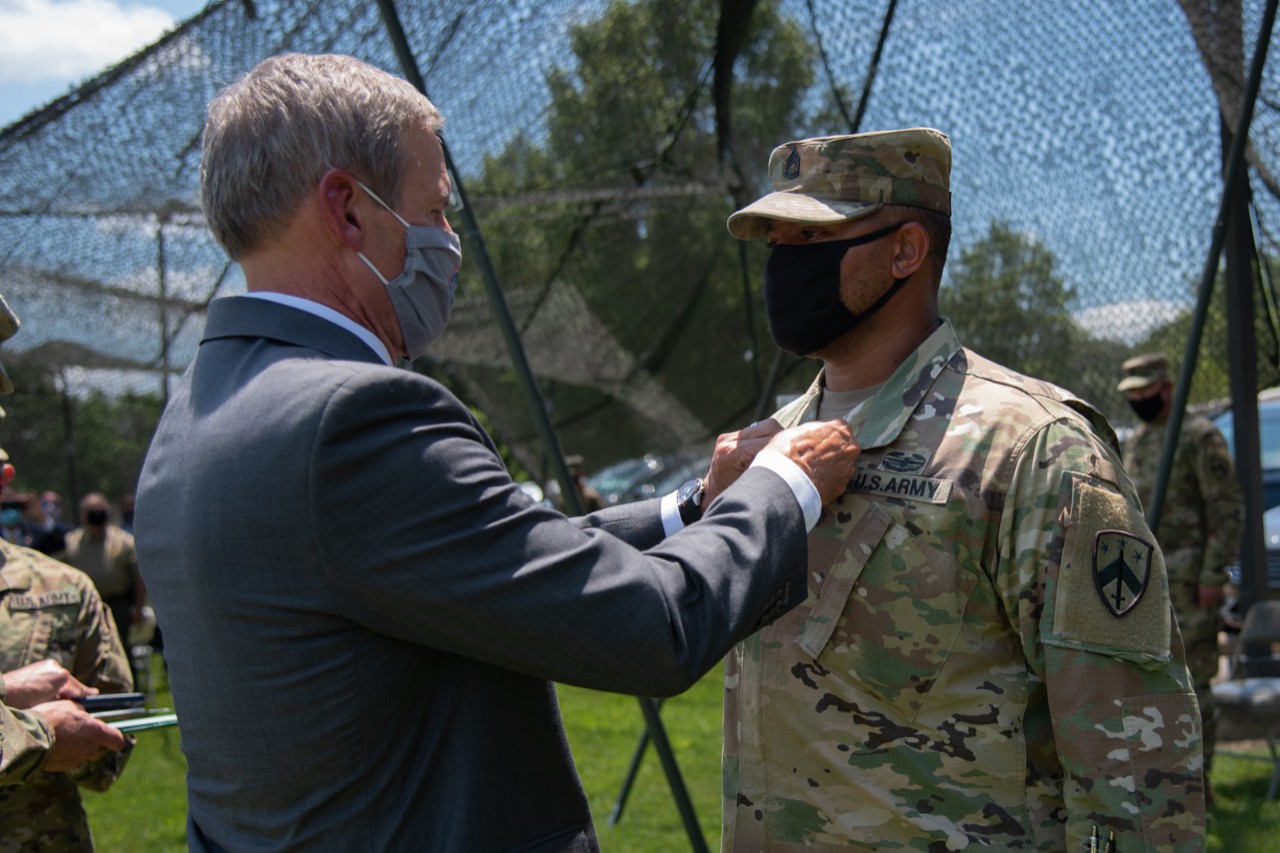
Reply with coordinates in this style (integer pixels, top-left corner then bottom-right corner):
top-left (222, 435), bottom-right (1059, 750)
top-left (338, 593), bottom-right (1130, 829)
top-left (0, 704), bottom-right (52, 786)
top-left (722, 321), bottom-right (1203, 850)
top-left (1122, 407), bottom-right (1241, 770)
top-left (0, 539), bottom-right (133, 852)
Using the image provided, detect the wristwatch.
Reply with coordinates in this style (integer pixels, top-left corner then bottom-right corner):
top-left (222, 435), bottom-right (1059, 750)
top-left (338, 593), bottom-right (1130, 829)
top-left (676, 477), bottom-right (706, 526)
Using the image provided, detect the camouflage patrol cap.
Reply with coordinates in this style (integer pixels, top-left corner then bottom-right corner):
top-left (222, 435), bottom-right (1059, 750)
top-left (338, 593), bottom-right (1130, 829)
top-left (1116, 352), bottom-right (1169, 393)
top-left (726, 127), bottom-right (952, 240)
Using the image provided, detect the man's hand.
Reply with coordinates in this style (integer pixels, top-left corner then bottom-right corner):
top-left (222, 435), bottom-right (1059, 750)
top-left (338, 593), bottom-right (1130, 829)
top-left (3, 660), bottom-right (98, 709)
top-left (764, 420), bottom-right (861, 505)
top-left (28, 700), bottom-right (127, 773)
top-left (705, 419), bottom-right (785, 505)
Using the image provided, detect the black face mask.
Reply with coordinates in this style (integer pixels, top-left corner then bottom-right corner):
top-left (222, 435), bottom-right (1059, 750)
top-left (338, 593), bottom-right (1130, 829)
top-left (1128, 393), bottom-right (1165, 423)
top-left (763, 224), bottom-right (907, 355)
top-left (85, 508), bottom-right (109, 526)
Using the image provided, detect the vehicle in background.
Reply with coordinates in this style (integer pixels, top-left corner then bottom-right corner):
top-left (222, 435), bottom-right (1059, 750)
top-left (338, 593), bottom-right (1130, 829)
top-left (1213, 388), bottom-right (1280, 621)
top-left (623, 453), bottom-right (712, 504)
top-left (586, 450), bottom-right (710, 506)
top-left (585, 455), bottom-right (664, 506)
top-left (1212, 386), bottom-right (1280, 511)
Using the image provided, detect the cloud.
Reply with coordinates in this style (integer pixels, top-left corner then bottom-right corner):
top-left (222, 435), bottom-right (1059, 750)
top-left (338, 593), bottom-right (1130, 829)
top-left (0, 0), bottom-right (174, 84)
top-left (1074, 298), bottom-right (1187, 345)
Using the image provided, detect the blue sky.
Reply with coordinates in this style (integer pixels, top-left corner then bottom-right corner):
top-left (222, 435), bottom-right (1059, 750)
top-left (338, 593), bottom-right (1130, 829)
top-left (0, 0), bottom-right (206, 128)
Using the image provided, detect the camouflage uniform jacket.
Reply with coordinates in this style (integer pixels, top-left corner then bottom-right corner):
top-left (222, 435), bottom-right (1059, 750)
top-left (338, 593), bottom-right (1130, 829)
top-left (0, 704), bottom-right (52, 786)
top-left (722, 320), bottom-right (1202, 851)
top-left (1122, 413), bottom-right (1242, 640)
top-left (0, 539), bottom-right (132, 851)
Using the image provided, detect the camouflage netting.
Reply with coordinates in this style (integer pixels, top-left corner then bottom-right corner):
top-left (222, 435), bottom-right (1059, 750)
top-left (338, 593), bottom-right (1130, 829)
top-left (1, 0), bottom-right (1279, 496)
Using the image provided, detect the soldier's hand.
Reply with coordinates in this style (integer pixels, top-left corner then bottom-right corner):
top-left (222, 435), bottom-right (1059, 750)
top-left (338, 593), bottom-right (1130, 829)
top-left (3, 660), bottom-right (98, 709)
top-left (764, 420), bottom-right (860, 505)
top-left (704, 419), bottom-right (784, 505)
top-left (29, 700), bottom-right (127, 772)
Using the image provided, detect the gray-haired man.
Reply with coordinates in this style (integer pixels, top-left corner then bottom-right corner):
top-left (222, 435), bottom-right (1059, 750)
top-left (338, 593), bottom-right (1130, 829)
top-left (135, 53), bottom-right (860, 851)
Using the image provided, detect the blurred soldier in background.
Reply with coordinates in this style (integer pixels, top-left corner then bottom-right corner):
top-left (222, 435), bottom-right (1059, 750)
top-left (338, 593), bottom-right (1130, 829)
top-left (1118, 352), bottom-right (1243, 804)
top-left (59, 493), bottom-right (145, 651)
top-left (719, 128), bottom-right (1203, 850)
top-left (0, 293), bottom-right (132, 848)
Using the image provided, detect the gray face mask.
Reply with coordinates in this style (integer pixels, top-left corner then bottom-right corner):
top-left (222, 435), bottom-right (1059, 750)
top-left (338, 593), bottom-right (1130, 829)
top-left (354, 180), bottom-right (462, 362)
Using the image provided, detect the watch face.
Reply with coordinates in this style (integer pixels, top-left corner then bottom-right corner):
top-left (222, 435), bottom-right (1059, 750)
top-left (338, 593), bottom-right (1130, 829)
top-left (678, 478), bottom-right (702, 505)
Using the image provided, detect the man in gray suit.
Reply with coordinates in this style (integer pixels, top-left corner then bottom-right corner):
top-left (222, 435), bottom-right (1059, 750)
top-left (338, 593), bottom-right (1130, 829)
top-left (134, 53), bottom-right (859, 851)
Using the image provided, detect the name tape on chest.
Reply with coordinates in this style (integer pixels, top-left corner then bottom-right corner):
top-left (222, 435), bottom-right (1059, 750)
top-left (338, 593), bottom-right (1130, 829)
top-left (6, 590), bottom-right (81, 611)
top-left (849, 469), bottom-right (952, 504)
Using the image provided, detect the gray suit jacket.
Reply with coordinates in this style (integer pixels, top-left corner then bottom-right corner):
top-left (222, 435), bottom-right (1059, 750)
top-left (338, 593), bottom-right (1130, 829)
top-left (135, 296), bottom-right (808, 851)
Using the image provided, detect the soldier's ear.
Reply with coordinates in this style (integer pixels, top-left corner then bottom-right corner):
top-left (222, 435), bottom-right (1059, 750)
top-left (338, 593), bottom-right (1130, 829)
top-left (889, 222), bottom-right (929, 280)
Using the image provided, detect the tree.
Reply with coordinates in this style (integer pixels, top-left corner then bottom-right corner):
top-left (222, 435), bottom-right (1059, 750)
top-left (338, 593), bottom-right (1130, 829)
top-left (941, 220), bottom-right (1136, 423)
top-left (941, 220), bottom-right (1081, 388)
top-left (0, 362), bottom-right (163, 510)
top-left (454, 0), bottom-right (823, 468)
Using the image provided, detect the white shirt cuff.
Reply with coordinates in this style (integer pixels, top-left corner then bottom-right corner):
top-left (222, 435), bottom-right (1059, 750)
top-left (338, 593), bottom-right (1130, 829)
top-left (660, 490), bottom-right (683, 537)
top-left (660, 448), bottom-right (822, 536)
top-left (751, 448), bottom-right (823, 532)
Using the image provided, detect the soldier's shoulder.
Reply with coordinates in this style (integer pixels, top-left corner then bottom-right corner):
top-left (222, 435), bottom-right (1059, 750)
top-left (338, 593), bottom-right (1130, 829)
top-left (954, 348), bottom-right (1119, 450)
top-left (0, 540), bottom-right (97, 592)
top-left (1182, 410), bottom-right (1227, 442)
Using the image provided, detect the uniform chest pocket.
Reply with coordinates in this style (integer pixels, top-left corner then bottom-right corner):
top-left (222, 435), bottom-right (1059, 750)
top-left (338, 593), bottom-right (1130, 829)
top-left (795, 500), bottom-right (978, 721)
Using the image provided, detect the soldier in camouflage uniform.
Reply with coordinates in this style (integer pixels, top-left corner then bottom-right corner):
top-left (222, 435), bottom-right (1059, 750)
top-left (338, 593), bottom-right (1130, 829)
top-left (0, 293), bottom-right (133, 849)
top-left (1117, 352), bottom-right (1242, 800)
top-left (1, 662), bottom-right (125, 788)
top-left (719, 129), bottom-right (1203, 850)
top-left (0, 704), bottom-right (52, 785)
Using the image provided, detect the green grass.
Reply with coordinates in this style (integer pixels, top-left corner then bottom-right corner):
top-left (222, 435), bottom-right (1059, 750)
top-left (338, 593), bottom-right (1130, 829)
top-left (81, 655), bottom-right (1280, 851)
top-left (81, 655), bottom-right (187, 851)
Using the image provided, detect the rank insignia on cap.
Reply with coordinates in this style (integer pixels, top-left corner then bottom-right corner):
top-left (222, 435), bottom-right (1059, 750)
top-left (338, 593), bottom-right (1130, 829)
top-left (783, 146), bottom-right (801, 179)
top-left (1093, 530), bottom-right (1153, 617)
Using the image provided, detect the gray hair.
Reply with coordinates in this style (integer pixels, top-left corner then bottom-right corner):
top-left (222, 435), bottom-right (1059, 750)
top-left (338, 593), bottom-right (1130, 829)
top-left (200, 53), bottom-right (444, 260)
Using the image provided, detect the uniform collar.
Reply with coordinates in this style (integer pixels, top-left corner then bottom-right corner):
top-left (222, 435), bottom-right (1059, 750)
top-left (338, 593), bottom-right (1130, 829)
top-left (776, 319), bottom-right (961, 450)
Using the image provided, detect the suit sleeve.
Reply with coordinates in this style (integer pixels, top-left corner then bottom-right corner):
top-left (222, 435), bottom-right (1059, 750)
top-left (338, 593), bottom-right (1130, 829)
top-left (309, 372), bottom-right (809, 698)
top-left (997, 419), bottom-right (1203, 852)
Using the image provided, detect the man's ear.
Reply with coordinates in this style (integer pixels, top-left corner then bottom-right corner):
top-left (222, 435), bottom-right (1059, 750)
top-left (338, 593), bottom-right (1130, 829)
top-left (317, 169), bottom-right (368, 251)
top-left (890, 221), bottom-right (929, 280)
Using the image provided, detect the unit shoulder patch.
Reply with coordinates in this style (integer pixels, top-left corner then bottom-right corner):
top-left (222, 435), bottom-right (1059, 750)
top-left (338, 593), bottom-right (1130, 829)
top-left (1092, 530), bottom-right (1153, 617)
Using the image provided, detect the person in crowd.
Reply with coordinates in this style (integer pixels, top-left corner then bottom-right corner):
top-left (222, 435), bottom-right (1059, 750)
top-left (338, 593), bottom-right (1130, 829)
top-left (22, 491), bottom-right (67, 555)
top-left (117, 494), bottom-right (135, 535)
top-left (0, 490), bottom-right (30, 547)
top-left (59, 493), bottom-right (145, 646)
top-left (717, 128), bottom-right (1203, 850)
top-left (133, 53), bottom-right (860, 851)
top-left (0, 292), bottom-right (133, 846)
top-left (1117, 351), bottom-right (1242, 805)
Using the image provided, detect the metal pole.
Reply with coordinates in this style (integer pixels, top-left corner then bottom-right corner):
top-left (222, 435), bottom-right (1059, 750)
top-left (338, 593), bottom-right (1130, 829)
top-left (609, 699), bottom-right (661, 825)
top-left (1148, 0), bottom-right (1278, 532)
top-left (1225, 151), bottom-right (1268, 612)
top-left (157, 215), bottom-right (171, 403)
top-left (372, 0), bottom-right (578, 513)
top-left (851, 0), bottom-right (900, 133)
top-left (372, 3), bottom-right (706, 847)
